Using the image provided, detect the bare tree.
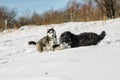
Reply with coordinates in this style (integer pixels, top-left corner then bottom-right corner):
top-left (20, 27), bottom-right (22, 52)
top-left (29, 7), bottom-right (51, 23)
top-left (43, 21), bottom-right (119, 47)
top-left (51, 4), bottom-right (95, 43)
top-left (95, 0), bottom-right (116, 19)
top-left (31, 12), bottom-right (43, 25)
top-left (0, 6), bottom-right (17, 31)
top-left (66, 0), bottom-right (80, 21)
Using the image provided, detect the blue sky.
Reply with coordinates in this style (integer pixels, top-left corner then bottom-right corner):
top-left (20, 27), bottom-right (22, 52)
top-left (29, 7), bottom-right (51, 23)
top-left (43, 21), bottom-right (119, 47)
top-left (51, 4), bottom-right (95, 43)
top-left (0, 0), bottom-right (83, 16)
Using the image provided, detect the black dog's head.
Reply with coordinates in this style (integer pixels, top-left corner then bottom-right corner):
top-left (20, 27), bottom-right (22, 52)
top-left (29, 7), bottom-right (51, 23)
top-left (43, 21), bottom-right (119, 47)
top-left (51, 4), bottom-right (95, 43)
top-left (59, 31), bottom-right (73, 46)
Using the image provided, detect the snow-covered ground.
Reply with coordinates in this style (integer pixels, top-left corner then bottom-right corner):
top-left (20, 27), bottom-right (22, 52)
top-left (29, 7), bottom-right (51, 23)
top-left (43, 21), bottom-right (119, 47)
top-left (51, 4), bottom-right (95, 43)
top-left (0, 18), bottom-right (120, 80)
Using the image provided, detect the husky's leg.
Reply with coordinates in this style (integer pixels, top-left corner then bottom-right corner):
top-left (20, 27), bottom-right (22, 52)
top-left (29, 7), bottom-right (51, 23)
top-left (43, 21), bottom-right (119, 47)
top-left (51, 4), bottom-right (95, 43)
top-left (36, 43), bottom-right (43, 53)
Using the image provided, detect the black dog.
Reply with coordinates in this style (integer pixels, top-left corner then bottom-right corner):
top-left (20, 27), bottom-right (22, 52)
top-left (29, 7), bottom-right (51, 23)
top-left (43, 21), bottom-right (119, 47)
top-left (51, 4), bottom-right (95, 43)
top-left (59, 31), bottom-right (106, 48)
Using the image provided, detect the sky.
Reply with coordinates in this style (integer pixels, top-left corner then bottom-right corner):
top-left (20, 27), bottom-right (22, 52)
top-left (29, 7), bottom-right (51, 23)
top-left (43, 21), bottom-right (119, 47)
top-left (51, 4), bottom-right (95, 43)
top-left (0, 0), bottom-right (83, 17)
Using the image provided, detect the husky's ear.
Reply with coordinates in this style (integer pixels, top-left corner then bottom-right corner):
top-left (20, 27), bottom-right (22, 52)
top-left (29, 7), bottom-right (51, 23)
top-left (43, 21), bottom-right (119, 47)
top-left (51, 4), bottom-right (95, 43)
top-left (47, 26), bottom-right (49, 31)
top-left (47, 28), bottom-right (49, 31)
top-left (46, 25), bottom-right (49, 30)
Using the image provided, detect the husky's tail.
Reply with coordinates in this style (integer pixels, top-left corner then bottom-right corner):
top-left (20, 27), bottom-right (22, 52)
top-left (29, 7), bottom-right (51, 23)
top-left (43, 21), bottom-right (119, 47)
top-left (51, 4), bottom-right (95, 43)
top-left (99, 31), bottom-right (106, 41)
top-left (28, 41), bottom-right (36, 45)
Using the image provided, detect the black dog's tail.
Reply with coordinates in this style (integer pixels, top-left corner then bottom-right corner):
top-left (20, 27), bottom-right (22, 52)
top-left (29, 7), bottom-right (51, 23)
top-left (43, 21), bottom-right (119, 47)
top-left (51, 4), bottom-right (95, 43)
top-left (99, 31), bottom-right (106, 41)
top-left (28, 41), bottom-right (36, 45)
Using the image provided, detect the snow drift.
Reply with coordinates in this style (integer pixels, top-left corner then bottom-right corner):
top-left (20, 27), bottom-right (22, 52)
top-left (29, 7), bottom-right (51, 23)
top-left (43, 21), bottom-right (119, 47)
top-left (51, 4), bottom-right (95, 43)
top-left (0, 18), bottom-right (120, 80)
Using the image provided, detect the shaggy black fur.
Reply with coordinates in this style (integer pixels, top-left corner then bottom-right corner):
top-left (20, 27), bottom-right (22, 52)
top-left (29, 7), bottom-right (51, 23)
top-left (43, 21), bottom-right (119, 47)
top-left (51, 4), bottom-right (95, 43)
top-left (59, 31), bottom-right (106, 48)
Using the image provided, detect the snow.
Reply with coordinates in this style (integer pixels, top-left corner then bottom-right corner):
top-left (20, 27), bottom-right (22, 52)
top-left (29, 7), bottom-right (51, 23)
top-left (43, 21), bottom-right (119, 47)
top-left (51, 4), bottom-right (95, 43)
top-left (0, 18), bottom-right (120, 80)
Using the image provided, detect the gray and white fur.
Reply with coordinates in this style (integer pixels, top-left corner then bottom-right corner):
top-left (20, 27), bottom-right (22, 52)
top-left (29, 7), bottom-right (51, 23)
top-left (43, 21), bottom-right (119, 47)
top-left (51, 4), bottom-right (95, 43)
top-left (28, 27), bottom-right (58, 53)
top-left (51, 43), bottom-right (71, 51)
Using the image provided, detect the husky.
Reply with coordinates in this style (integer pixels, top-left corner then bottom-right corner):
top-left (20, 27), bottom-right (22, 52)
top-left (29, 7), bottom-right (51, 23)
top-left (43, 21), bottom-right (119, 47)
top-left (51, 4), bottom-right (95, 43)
top-left (51, 43), bottom-right (71, 51)
top-left (28, 27), bottom-right (58, 53)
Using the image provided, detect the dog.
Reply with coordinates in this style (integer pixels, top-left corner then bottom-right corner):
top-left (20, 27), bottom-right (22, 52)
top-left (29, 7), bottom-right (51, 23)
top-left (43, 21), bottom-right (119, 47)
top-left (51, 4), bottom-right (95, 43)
top-left (59, 31), bottom-right (106, 48)
top-left (51, 43), bottom-right (71, 51)
top-left (28, 27), bottom-right (58, 53)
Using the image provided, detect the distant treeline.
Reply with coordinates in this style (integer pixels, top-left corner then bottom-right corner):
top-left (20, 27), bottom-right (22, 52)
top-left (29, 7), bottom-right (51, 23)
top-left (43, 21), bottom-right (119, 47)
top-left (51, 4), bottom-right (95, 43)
top-left (0, 0), bottom-right (120, 31)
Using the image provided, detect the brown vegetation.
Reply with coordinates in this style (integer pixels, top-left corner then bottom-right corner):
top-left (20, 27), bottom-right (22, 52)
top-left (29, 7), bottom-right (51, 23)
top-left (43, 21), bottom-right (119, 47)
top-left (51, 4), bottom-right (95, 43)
top-left (0, 0), bottom-right (120, 31)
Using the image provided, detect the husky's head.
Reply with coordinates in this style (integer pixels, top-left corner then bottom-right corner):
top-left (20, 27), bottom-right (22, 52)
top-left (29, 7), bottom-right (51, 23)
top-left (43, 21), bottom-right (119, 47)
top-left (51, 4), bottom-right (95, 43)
top-left (47, 27), bottom-right (56, 38)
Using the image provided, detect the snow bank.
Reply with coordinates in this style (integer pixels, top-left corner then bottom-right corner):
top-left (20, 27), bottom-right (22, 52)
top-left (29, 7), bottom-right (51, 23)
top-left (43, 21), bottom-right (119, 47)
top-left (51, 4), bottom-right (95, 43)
top-left (0, 18), bottom-right (120, 80)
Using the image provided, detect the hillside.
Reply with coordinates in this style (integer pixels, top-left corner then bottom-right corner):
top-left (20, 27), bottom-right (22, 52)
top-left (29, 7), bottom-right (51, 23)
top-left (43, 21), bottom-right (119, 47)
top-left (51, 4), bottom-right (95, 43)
top-left (0, 18), bottom-right (120, 80)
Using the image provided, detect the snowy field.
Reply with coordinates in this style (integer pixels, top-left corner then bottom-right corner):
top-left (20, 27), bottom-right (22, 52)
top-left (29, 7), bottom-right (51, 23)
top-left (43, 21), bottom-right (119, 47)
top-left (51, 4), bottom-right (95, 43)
top-left (0, 18), bottom-right (120, 80)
